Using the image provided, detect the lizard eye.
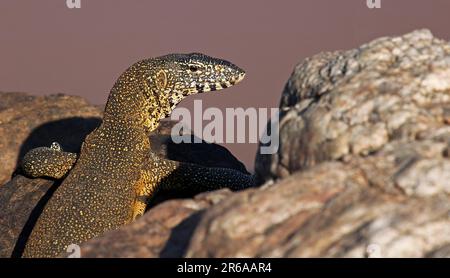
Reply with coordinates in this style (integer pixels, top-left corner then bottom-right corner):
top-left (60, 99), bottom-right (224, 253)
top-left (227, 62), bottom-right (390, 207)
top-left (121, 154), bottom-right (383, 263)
top-left (189, 65), bottom-right (199, 72)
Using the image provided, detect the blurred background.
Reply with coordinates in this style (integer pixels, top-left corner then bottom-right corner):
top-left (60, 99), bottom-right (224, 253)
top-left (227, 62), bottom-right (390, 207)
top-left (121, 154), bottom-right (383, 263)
top-left (1, 0), bottom-right (450, 171)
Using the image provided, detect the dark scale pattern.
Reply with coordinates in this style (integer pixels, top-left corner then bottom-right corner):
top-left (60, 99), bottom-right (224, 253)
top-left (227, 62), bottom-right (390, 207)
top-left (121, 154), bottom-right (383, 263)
top-left (133, 152), bottom-right (256, 217)
top-left (20, 53), bottom-right (246, 257)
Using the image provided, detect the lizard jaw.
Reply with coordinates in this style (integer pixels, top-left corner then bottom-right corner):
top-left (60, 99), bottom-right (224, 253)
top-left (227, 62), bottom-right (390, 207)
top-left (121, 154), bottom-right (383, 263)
top-left (196, 71), bottom-right (246, 93)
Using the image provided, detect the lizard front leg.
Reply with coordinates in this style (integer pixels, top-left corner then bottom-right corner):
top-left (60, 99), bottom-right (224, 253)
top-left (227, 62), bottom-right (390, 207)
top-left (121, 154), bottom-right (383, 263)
top-left (132, 151), bottom-right (256, 218)
top-left (132, 171), bottom-right (159, 219)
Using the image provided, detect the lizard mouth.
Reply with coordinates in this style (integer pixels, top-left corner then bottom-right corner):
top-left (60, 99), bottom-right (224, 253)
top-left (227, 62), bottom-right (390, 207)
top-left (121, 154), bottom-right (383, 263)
top-left (195, 72), bottom-right (246, 92)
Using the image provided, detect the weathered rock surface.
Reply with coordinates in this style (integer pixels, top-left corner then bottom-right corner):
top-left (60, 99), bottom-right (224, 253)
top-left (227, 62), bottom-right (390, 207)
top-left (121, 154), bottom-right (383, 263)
top-left (255, 29), bottom-right (450, 184)
top-left (187, 29), bottom-right (450, 257)
top-left (186, 160), bottom-right (450, 257)
top-left (2, 29), bottom-right (450, 258)
top-left (0, 176), bottom-right (55, 258)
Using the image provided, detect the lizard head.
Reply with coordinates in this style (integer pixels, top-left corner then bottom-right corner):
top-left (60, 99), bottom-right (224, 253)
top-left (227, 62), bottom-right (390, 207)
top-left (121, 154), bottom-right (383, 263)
top-left (138, 53), bottom-right (246, 130)
top-left (155, 52), bottom-right (245, 96)
top-left (153, 53), bottom-right (245, 105)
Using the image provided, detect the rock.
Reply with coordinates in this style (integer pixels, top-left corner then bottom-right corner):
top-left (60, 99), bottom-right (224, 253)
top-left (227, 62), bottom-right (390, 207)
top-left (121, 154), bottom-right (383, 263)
top-left (0, 176), bottom-right (55, 258)
top-left (185, 160), bottom-right (450, 258)
top-left (186, 29), bottom-right (450, 258)
top-left (0, 92), bottom-right (103, 186)
top-left (255, 29), bottom-right (450, 184)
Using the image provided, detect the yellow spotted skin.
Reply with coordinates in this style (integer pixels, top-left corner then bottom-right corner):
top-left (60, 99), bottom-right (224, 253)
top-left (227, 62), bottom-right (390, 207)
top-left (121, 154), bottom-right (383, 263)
top-left (21, 53), bottom-right (247, 258)
top-left (22, 146), bottom-right (256, 221)
top-left (21, 143), bottom-right (77, 179)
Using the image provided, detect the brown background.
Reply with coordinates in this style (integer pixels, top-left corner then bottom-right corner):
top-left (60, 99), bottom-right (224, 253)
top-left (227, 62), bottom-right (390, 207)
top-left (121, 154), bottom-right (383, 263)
top-left (1, 0), bottom-right (450, 171)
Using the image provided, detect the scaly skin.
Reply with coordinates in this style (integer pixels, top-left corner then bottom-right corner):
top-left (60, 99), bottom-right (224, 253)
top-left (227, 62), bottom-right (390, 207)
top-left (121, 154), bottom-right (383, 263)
top-left (21, 53), bottom-right (246, 257)
top-left (22, 144), bottom-right (256, 219)
top-left (22, 142), bottom-right (77, 179)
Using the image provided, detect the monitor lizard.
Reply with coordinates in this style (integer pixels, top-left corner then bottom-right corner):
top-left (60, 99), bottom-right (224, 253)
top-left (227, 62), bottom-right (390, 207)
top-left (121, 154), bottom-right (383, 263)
top-left (21, 53), bottom-right (252, 257)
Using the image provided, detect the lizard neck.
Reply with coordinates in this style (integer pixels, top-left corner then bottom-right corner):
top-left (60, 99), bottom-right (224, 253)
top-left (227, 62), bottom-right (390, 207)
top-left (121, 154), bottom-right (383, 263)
top-left (103, 68), bottom-right (160, 135)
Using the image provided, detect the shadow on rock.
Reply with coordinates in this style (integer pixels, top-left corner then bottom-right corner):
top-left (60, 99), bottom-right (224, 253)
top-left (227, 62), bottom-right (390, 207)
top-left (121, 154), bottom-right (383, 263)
top-left (159, 211), bottom-right (205, 258)
top-left (150, 133), bottom-right (250, 175)
top-left (15, 116), bottom-right (102, 173)
top-left (0, 176), bottom-right (56, 258)
top-left (10, 179), bottom-right (62, 258)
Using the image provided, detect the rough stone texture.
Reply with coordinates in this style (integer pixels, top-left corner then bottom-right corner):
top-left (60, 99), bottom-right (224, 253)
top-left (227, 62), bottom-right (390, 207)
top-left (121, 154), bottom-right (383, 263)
top-left (255, 29), bottom-right (450, 184)
top-left (186, 29), bottom-right (450, 258)
top-left (186, 160), bottom-right (450, 258)
top-left (0, 176), bottom-right (55, 258)
top-left (0, 92), bottom-right (103, 186)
